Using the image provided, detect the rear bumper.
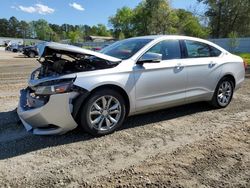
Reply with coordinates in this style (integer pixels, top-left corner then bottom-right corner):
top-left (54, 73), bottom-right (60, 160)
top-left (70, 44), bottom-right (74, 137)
top-left (17, 89), bottom-right (79, 135)
top-left (235, 69), bottom-right (245, 91)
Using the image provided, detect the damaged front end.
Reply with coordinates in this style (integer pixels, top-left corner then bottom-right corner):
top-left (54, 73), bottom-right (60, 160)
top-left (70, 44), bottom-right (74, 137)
top-left (18, 75), bottom-right (80, 135)
top-left (17, 42), bottom-right (121, 135)
top-left (18, 87), bottom-right (79, 135)
top-left (36, 42), bottom-right (121, 79)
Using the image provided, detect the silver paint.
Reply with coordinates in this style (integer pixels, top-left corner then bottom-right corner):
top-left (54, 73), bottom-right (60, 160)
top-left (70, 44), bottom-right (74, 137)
top-left (17, 35), bottom-right (246, 135)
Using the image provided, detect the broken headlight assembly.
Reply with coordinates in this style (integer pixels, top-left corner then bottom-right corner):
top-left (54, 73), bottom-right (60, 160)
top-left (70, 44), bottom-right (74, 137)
top-left (34, 79), bottom-right (74, 95)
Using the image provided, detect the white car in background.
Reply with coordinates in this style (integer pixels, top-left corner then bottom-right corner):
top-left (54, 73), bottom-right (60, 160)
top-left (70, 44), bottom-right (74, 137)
top-left (17, 35), bottom-right (245, 136)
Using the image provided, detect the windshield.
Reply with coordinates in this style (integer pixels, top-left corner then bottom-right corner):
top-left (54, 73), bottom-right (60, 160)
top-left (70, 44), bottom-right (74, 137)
top-left (100, 38), bottom-right (153, 60)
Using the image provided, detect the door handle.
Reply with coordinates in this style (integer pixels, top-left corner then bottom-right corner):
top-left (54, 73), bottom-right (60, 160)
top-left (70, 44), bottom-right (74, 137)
top-left (175, 63), bottom-right (183, 70)
top-left (209, 61), bottom-right (217, 68)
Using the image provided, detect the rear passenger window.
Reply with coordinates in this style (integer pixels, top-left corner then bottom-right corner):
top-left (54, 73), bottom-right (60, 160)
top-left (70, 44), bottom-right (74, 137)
top-left (146, 40), bottom-right (181, 60)
top-left (185, 40), bottom-right (221, 58)
top-left (210, 46), bottom-right (222, 57)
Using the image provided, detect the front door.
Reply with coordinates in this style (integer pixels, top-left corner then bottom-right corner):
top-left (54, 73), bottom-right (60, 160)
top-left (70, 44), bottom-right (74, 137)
top-left (134, 40), bottom-right (187, 112)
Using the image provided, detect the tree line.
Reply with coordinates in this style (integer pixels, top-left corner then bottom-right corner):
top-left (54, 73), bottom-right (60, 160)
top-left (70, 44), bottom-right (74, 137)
top-left (0, 0), bottom-right (250, 42)
top-left (110, 0), bottom-right (208, 39)
top-left (110, 0), bottom-right (250, 39)
top-left (199, 0), bottom-right (250, 38)
top-left (0, 17), bottom-right (112, 43)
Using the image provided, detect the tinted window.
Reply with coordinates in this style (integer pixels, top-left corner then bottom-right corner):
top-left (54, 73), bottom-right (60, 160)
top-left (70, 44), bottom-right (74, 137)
top-left (210, 46), bottom-right (222, 57)
top-left (145, 40), bottom-right (181, 60)
top-left (185, 40), bottom-right (221, 58)
top-left (101, 38), bottom-right (153, 60)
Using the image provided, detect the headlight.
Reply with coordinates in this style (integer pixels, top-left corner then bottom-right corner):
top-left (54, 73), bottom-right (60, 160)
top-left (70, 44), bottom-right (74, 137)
top-left (35, 82), bottom-right (73, 95)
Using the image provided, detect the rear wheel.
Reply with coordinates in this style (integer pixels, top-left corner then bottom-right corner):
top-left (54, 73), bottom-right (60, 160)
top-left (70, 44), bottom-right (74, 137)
top-left (80, 89), bottom-right (126, 136)
top-left (211, 77), bottom-right (234, 108)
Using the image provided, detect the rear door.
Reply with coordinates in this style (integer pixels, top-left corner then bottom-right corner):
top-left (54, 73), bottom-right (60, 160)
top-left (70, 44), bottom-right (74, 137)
top-left (181, 40), bottom-right (223, 100)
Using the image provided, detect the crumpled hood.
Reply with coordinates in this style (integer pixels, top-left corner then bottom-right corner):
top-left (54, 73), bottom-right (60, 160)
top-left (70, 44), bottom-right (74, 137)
top-left (37, 42), bottom-right (121, 62)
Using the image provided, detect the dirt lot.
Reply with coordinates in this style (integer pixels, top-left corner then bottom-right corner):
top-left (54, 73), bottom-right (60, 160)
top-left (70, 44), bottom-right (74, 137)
top-left (0, 50), bottom-right (249, 187)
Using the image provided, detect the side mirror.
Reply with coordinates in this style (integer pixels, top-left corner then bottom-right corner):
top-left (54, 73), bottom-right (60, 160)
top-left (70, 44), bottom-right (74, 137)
top-left (137, 52), bottom-right (162, 65)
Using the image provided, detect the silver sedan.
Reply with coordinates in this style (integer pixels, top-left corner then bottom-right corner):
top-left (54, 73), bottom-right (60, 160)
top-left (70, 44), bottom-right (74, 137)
top-left (17, 35), bottom-right (245, 136)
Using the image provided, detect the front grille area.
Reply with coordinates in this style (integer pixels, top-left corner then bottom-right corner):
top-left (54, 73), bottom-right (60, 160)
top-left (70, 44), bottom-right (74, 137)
top-left (20, 88), bottom-right (49, 110)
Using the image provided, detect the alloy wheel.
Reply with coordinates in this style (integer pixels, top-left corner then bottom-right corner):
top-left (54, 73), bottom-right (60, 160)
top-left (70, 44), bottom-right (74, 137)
top-left (88, 96), bottom-right (121, 131)
top-left (217, 81), bottom-right (233, 107)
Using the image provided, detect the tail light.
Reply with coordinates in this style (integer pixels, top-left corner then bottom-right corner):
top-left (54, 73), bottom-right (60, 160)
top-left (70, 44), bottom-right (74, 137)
top-left (243, 59), bottom-right (248, 70)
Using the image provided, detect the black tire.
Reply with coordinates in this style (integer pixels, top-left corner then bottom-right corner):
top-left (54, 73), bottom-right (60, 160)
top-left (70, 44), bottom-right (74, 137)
top-left (80, 89), bottom-right (126, 136)
top-left (28, 51), bottom-right (36, 58)
top-left (210, 77), bottom-right (234, 108)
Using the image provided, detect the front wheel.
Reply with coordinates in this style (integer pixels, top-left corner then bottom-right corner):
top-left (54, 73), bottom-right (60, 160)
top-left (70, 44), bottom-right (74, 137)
top-left (80, 89), bottom-right (126, 136)
top-left (211, 78), bottom-right (234, 108)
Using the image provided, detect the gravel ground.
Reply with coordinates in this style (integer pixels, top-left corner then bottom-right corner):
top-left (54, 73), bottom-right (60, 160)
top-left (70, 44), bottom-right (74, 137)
top-left (0, 51), bottom-right (249, 187)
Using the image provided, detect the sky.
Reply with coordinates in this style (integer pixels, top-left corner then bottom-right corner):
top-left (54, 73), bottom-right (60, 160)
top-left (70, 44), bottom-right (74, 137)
top-left (0, 0), bottom-right (205, 26)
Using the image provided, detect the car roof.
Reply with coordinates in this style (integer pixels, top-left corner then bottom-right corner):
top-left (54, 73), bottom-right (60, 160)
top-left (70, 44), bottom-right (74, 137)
top-left (131, 35), bottom-right (209, 41)
top-left (130, 35), bottom-right (227, 53)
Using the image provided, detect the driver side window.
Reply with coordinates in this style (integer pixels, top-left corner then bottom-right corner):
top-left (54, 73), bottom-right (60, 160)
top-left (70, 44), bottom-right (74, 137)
top-left (144, 40), bottom-right (182, 61)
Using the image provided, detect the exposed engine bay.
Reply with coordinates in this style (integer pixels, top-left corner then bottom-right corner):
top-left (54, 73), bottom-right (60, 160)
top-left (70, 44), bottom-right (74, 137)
top-left (37, 47), bottom-right (119, 78)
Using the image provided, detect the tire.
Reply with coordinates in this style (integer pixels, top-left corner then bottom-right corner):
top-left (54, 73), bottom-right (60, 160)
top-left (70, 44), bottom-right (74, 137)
top-left (210, 77), bottom-right (234, 108)
top-left (28, 51), bottom-right (35, 58)
top-left (80, 89), bottom-right (126, 136)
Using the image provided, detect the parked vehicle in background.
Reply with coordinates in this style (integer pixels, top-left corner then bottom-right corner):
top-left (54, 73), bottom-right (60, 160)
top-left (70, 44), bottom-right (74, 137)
top-left (5, 43), bottom-right (23, 52)
top-left (92, 44), bottom-right (111, 51)
top-left (91, 46), bottom-right (102, 51)
top-left (11, 44), bottom-right (19, 52)
top-left (23, 45), bottom-right (39, 58)
top-left (17, 35), bottom-right (245, 136)
top-left (17, 45), bottom-right (24, 52)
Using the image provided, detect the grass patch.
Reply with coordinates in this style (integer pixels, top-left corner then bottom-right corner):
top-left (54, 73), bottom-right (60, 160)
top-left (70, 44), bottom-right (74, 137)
top-left (236, 53), bottom-right (250, 65)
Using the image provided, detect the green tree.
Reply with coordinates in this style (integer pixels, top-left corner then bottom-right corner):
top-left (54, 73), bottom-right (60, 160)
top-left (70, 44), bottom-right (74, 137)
top-left (51, 33), bottom-right (60, 42)
top-left (29, 21), bottom-right (37, 39)
top-left (109, 0), bottom-right (180, 37)
top-left (176, 9), bottom-right (208, 38)
top-left (18, 20), bottom-right (30, 38)
top-left (90, 24), bottom-right (111, 36)
top-left (109, 7), bottom-right (135, 38)
top-left (33, 19), bottom-right (54, 41)
top-left (0, 18), bottom-right (9, 37)
top-left (68, 30), bottom-right (80, 44)
top-left (133, 0), bottom-right (178, 35)
top-left (198, 0), bottom-right (250, 37)
top-left (95, 24), bottom-right (111, 36)
top-left (49, 24), bottom-right (64, 39)
top-left (81, 25), bottom-right (92, 37)
top-left (61, 24), bottom-right (75, 34)
top-left (8, 16), bottom-right (19, 37)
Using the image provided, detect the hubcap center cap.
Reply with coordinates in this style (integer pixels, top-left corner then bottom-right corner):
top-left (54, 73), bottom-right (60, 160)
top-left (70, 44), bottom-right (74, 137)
top-left (102, 110), bottom-right (108, 116)
top-left (222, 89), bottom-right (227, 95)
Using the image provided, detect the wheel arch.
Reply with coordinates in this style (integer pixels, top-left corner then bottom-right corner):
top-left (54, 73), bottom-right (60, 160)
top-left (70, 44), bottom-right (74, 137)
top-left (73, 84), bottom-right (131, 120)
top-left (90, 84), bottom-right (130, 116)
top-left (210, 73), bottom-right (236, 108)
top-left (219, 74), bottom-right (236, 88)
top-left (28, 50), bottom-right (37, 57)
